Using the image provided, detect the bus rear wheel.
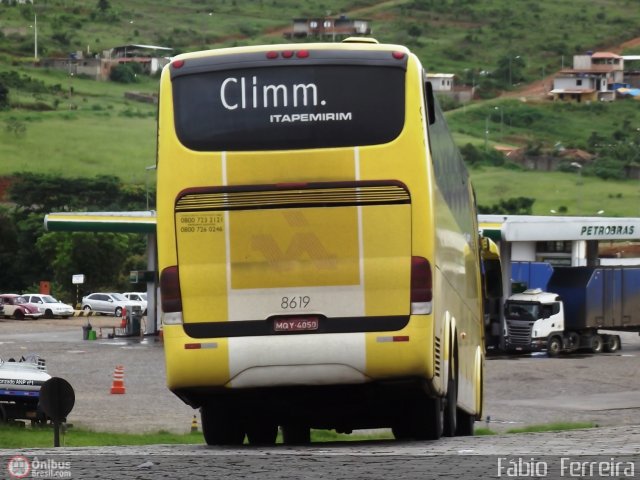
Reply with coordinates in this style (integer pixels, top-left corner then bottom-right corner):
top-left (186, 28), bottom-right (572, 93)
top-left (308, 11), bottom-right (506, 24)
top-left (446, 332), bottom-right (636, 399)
top-left (246, 422), bottom-right (278, 445)
top-left (200, 405), bottom-right (245, 446)
top-left (416, 396), bottom-right (443, 440)
top-left (281, 423), bottom-right (311, 445)
top-left (393, 394), bottom-right (443, 441)
top-left (443, 376), bottom-right (457, 437)
top-left (456, 408), bottom-right (475, 436)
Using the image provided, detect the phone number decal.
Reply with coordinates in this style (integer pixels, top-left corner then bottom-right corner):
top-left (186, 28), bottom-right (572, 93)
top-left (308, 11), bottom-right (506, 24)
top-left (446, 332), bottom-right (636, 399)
top-left (179, 213), bottom-right (224, 233)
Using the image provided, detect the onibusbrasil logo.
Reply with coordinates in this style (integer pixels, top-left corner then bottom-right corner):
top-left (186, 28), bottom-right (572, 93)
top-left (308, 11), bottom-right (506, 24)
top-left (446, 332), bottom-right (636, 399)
top-left (6, 455), bottom-right (72, 478)
top-left (6, 456), bottom-right (30, 479)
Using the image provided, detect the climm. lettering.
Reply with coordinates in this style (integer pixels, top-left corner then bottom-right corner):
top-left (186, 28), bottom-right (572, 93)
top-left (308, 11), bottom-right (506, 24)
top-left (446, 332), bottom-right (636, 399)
top-left (580, 225), bottom-right (636, 236)
top-left (220, 76), bottom-right (324, 110)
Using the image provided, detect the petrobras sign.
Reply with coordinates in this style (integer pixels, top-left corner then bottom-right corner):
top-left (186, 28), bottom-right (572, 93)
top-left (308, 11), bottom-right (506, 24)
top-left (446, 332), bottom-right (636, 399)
top-left (500, 217), bottom-right (640, 242)
top-left (579, 224), bottom-right (635, 238)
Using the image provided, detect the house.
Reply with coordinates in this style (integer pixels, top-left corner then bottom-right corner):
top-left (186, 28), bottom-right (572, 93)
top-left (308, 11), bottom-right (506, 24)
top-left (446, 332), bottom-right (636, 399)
top-left (106, 44), bottom-right (173, 76)
top-left (551, 52), bottom-right (624, 102)
top-left (39, 44), bottom-right (172, 81)
top-left (283, 16), bottom-right (372, 40)
top-left (426, 73), bottom-right (474, 102)
top-left (39, 54), bottom-right (110, 81)
top-left (427, 73), bottom-right (454, 92)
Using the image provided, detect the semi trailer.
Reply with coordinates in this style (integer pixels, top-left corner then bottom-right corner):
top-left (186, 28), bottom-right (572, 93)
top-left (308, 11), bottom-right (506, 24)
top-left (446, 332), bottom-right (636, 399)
top-left (504, 266), bottom-right (640, 356)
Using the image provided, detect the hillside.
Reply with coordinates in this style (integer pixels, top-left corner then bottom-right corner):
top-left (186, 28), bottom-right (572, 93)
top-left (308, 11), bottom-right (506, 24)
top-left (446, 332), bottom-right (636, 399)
top-left (4, 0), bottom-right (640, 80)
top-left (1, 0), bottom-right (640, 216)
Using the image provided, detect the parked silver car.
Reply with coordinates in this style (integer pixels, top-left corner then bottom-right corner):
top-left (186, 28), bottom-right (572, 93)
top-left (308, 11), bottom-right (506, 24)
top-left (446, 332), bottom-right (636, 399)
top-left (81, 292), bottom-right (144, 317)
top-left (20, 294), bottom-right (74, 319)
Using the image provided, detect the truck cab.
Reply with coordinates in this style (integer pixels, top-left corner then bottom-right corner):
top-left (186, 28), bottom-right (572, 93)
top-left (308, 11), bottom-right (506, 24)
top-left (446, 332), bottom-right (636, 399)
top-left (504, 289), bottom-right (563, 351)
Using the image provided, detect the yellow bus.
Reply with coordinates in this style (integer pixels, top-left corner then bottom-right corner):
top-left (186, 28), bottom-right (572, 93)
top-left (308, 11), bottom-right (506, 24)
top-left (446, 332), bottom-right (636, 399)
top-left (156, 38), bottom-right (484, 445)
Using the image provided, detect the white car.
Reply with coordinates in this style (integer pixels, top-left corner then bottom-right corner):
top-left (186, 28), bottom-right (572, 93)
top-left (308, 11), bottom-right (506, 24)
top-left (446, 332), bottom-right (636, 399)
top-left (20, 294), bottom-right (75, 319)
top-left (122, 292), bottom-right (147, 314)
top-left (81, 292), bottom-right (144, 317)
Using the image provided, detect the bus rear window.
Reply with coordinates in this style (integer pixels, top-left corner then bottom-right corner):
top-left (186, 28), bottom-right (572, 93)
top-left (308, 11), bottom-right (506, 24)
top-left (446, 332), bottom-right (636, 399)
top-left (172, 65), bottom-right (405, 151)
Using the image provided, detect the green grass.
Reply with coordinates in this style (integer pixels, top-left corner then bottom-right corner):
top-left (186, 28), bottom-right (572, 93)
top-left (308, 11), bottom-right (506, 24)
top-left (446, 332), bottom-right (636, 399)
top-left (471, 166), bottom-right (640, 217)
top-left (0, 424), bottom-right (392, 448)
top-left (0, 422), bottom-right (596, 448)
top-left (0, 425), bottom-right (204, 449)
top-left (1, 64), bottom-right (638, 216)
top-left (505, 422), bottom-right (597, 434)
top-left (3, 0), bottom-right (640, 81)
top-left (2, 1), bottom-right (640, 214)
top-left (447, 98), bottom-right (640, 150)
top-left (0, 66), bottom-right (158, 180)
top-left (474, 422), bottom-right (597, 436)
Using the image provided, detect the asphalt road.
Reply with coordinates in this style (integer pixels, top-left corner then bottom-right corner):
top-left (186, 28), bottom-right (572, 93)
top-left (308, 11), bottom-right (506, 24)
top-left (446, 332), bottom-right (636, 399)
top-left (1, 318), bottom-right (640, 434)
top-left (1, 318), bottom-right (639, 479)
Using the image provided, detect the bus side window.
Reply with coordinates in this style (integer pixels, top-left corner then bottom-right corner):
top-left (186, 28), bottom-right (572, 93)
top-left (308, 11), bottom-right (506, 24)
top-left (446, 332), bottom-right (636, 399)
top-left (425, 81), bottom-right (436, 125)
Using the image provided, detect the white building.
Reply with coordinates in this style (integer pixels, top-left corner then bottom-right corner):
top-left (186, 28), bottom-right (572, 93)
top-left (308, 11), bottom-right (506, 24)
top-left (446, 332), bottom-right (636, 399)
top-left (480, 214), bottom-right (640, 297)
top-left (427, 73), bottom-right (455, 92)
top-left (551, 52), bottom-right (624, 102)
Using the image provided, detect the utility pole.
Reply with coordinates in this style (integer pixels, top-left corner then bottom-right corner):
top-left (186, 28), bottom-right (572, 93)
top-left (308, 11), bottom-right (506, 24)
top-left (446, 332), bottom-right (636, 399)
top-left (34, 12), bottom-right (38, 61)
top-left (484, 116), bottom-right (489, 149)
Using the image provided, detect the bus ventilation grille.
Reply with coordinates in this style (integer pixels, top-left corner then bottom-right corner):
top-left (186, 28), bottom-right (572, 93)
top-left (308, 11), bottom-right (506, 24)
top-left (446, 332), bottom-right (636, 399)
top-left (175, 183), bottom-right (410, 212)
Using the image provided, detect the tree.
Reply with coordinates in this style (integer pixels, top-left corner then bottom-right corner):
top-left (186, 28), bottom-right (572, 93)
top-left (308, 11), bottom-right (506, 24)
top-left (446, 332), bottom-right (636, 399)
top-left (0, 207), bottom-right (20, 293)
top-left (2, 173), bottom-right (149, 297)
top-left (97, 0), bottom-right (111, 13)
top-left (0, 82), bottom-right (8, 110)
top-left (109, 64), bottom-right (141, 84)
top-left (8, 173), bottom-right (126, 213)
top-left (37, 232), bottom-right (133, 298)
top-left (495, 54), bottom-right (526, 89)
top-left (478, 197), bottom-right (535, 215)
top-left (460, 143), bottom-right (507, 167)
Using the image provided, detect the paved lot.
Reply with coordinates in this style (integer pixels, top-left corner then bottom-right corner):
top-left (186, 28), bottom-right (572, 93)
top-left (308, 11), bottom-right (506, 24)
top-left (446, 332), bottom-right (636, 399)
top-left (1, 427), bottom-right (639, 479)
top-left (1, 317), bottom-right (639, 435)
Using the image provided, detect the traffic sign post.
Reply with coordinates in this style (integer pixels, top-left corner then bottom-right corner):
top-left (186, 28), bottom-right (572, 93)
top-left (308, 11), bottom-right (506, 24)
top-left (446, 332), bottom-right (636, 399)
top-left (72, 274), bottom-right (84, 309)
top-left (39, 377), bottom-right (75, 447)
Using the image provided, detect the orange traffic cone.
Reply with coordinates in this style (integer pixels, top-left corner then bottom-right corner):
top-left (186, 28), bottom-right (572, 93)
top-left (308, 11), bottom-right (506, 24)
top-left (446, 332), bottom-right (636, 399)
top-left (110, 365), bottom-right (126, 394)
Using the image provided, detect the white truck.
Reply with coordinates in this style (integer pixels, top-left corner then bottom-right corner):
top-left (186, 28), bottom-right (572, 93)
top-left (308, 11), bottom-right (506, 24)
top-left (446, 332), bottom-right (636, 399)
top-left (504, 267), bottom-right (640, 356)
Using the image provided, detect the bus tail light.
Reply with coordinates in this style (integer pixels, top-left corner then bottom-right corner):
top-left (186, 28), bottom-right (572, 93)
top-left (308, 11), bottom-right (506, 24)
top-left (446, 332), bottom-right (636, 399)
top-left (411, 256), bottom-right (432, 315)
top-left (160, 265), bottom-right (183, 317)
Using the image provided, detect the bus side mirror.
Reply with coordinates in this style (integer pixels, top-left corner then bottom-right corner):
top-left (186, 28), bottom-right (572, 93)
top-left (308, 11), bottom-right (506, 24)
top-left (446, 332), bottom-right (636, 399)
top-left (425, 81), bottom-right (436, 125)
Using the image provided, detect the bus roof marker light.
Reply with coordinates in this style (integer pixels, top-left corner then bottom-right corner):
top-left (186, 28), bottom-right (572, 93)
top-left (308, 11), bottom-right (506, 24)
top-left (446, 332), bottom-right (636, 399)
top-left (266, 51), bottom-right (278, 59)
top-left (282, 50), bottom-right (294, 59)
top-left (172, 59), bottom-right (185, 69)
top-left (392, 51), bottom-right (405, 60)
top-left (296, 50), bottom-right (309, 59)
